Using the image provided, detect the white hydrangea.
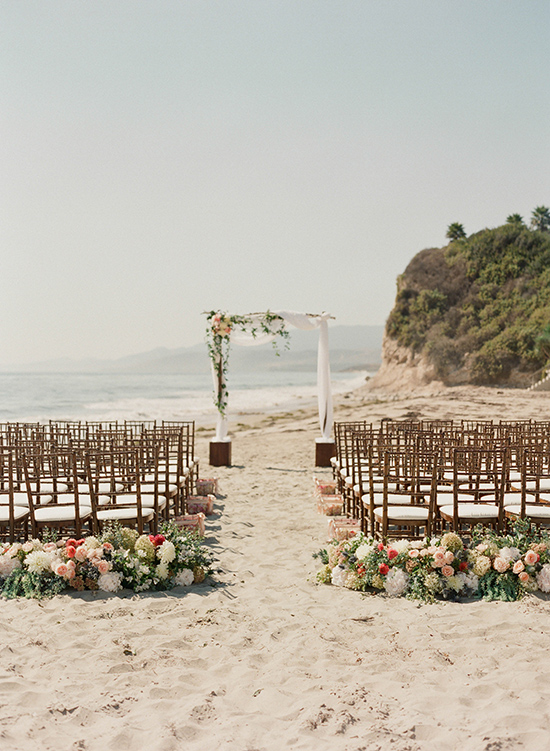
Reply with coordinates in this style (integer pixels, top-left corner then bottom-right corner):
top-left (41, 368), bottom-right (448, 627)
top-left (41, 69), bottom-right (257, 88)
top-left (331, 565), bottom-right (348, 587)
top-left (355, 543), bottom-right (374, 560)
top-left (155, 562), bottom-right (170, 580)
top-left (158, 540), bottom-right (176, 564)
top-left (175, 568), bottom-right (194, 586)
top-left (84, 536), bottom-right (101, 549)
top-left (384, 568), bottom-right (410, 597)
top-left (445, 575), bottom-right (465, 593)
top-left (98, 571), bottom-right (123, 593)
top-left (24, 550), bottom-right (56, 574)
top-left (499, 547), bottom-right (521, 563)
top-left (536, 564), bottom-right (550, 593)
top-left (391, 539), bottom-right (411, 554)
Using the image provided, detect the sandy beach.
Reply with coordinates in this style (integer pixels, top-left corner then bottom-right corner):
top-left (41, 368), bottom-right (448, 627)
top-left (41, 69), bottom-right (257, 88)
top-left (2, 384), bottom-right (550, 751)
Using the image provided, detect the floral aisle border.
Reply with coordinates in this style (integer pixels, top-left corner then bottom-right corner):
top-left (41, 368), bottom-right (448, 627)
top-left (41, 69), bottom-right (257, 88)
top-left (0, 522), bottom-right (215, 599)
top-left (204, 310), bottom-right (290, 418)
top-left (315, 522), bottom-right (550, 602)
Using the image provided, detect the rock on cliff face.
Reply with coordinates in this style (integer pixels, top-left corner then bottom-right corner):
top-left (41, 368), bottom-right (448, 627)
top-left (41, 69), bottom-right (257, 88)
top-left (369, 334), bottom-right (442, 391)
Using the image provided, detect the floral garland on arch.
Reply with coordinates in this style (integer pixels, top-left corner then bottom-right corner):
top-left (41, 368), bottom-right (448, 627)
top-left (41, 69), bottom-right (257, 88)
top-left (205, 310), bottom-right (290, 417)
top-left (314, 521), bottom-right (550, 603)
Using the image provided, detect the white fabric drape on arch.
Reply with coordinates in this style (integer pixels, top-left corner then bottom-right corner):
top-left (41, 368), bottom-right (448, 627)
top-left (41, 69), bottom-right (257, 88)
top-left (211, 311), bottom-right (333, 443)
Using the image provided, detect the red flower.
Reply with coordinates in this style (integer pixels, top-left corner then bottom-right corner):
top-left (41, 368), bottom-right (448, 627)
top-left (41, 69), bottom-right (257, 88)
top-left (66, 538), bottom-right (77, 548)
top-left (75, 539), bottom-right (85, 546)
top-left (153, 534), bottom-right (166, 547)
top-left (377, 543), bottom-right (385, 551)
top-left (148, 535), bottom-right (156, 543)
top-left (387, 549), bottom-right (398, 560)
top-left (459, 562), bottom-right (468, 572)
top-left (379, 563), bottom-right (389, 575)
top-left (66, 545), bottom-right (76, 558)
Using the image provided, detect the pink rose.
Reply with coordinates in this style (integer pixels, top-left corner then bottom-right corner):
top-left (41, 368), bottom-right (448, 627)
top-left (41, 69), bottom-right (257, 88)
top-left (55, 563), bottom-right (68, 577)
top-left (408, 549), bottom-right (420, 559)
top-left (379, 563), bottom-right (389, 575)
top-left (476, 543), bottom-right (488, 553)
top-left (66, 568), bottom-right (75, 580)
top-left (444, 551), bottom-right (454, 564)
top-left (513, 560), bottom-right (525, 574)
top-left (441, 565), bottom-right (454, 577)
top-left (432, 551), bottom-right (445, 568)
top-left (43, 543), bottom-right (57, 553)
top-left (96, 560), bottom-right (111, 574)
top-left (102, 542), bottom-right (114, 551)
top-left (66, 545), bottom-right (76, 558)
top-left (387, 549), bottom-right (398, 560)
top-left (493, 557), bottom-right (509, 573)
top-left (524, 550), bottom-right (539, 566)
top-left (75, 547), bottom-right (87, 562)
top-left (66, 559), bottom-right (76, 571)
top-left (519, 571), bottom-right (530, 583)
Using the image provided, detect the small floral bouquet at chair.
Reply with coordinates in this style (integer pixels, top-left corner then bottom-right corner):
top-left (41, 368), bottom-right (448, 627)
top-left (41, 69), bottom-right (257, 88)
top-left (314, 521), bottom-right (550, 603)
top-left (0, 521), bottom-right (215, 599)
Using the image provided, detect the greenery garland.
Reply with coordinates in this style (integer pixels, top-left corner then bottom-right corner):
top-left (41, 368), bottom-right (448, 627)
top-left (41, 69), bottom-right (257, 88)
top-left (204, 310), bottom-right (290, 417)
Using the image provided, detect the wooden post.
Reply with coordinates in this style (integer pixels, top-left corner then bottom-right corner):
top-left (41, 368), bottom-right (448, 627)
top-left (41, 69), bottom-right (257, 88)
top-left (315, 439), bottom-right (335, 467)
top-left (210, 440), bottom-right (232, 467)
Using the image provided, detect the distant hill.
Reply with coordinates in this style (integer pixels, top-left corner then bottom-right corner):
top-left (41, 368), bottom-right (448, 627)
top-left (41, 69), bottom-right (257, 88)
top-left (376, 223), bottom-right (550, 388)
top-left (1, 325), bottom-right (383, 374)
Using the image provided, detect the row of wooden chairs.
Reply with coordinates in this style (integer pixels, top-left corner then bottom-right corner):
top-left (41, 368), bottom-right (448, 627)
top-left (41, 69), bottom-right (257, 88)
top-left (0, 420), bottom-right (199, 542)
top-left (332, 419), bottom-right (550, 541)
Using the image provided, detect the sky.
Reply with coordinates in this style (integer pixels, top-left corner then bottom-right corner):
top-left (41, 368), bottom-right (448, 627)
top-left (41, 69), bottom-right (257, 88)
top-left (1, 0), bottom-right (549, 364)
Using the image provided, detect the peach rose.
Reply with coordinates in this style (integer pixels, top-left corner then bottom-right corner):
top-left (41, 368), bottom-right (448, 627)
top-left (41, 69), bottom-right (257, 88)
top-left (524, 550), bottom-right (539, 566)
top-left (519, 571), bottom-right (530, 583)
top-left (96, 559), bottom-right (111, 574)
top-left (512, 560), bottom-right (525, 574)
top-left (75, 546), bottom-right (88, 562)
top-left (444, 551), bottom-right (455, 564)
top-left (408, 549), bottom-right (420, 559)
top-left (55, 563), bottom-right (68, 577)
top-left (441, 565), bottom-right (454, 577)
top-left (493, 557), bottom-right (509, 573)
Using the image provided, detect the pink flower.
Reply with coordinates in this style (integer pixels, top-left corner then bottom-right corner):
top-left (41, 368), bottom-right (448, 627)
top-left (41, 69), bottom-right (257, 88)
top-left (66, 559), bottom-right (76, 571)
top-left (66, 538), bottom-right (77, 548)
top-left (444, 551), bottom-right (454, 564)
top-left (66, 568), bottom-right (75, 580)
top-left (66, 546), bottom-right (76, 558)
top-left (476, 543), bottom-right (488, 553)
top-left (96, 560), bottom-right (111, 574)
top-left (493, 557), bottom-right (509, 573)
top-left (432, 551), bottom-right (445, 568)
top-left (377, 543), bottom-right (384, 551)
top-left (525, 550), bottom-right (539, 566)
top-left (513, 560), bottom-right (525, 574)
top-left (387, 549), bottom-right (398, 560)
top-left (55, 563), bottom-right (68, 577)
top-left (441, 565), bottom-right (454, 577)
top-left (43, 543), bottom-right (57, 553)
top-left (75, 546), bottom-right (88, 562)
top-left (519, 571), bottom-right (530, 583)
top-left (408, 549), bottom-right (420, 559)
top-left (102, 542), bottom-right (114, 551)
top-left (379, 563), bottom-right (389, 575)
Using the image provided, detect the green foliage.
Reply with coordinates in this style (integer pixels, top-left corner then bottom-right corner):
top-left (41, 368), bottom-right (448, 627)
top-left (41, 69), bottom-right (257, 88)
top-left (531, 206), bottom-right (550, 233)
top-left (387, 221), bottom-right (550, 384)
top-left (446, 222), bottom-right (467, 241)
top-left (2, 569), bottom-right (66, 600)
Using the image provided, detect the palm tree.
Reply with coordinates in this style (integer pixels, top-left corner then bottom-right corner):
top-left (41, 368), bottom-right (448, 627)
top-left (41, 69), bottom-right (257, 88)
top-left (506, 213), bottom-right (524, 226)
top-left (446, 222), bottom-right (466, 241)
top-left (530, 206), bottom-right (550, 233)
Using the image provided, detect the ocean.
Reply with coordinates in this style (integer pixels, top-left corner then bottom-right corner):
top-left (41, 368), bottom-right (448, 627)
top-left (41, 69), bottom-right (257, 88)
top-left (0, 370), bottom-right (369, 424)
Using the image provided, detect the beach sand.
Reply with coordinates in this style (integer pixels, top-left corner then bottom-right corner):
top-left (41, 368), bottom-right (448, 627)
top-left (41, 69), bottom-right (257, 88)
top-left (2, 385), bottom-right (550, 750)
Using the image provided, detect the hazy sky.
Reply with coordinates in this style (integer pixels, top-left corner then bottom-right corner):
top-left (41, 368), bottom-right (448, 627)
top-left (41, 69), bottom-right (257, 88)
top-left (2, 1), bottom-right (549, 364)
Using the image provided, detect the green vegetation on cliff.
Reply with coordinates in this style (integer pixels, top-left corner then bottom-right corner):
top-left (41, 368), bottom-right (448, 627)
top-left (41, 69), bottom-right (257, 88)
top-left (386, 219), bottom-right (550, 385)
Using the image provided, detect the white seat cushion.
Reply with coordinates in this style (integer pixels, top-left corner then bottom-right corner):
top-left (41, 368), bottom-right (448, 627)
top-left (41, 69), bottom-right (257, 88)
top-left (3, 492), bottom-right (53, 507)
top-left (363, 493), bottom-right (423, 506)
top-left (96, 507), bottom-right (154, 522)
top-left (524, 479), bottom-right (550, 491)
top-left (374, 506), bottom-right (430, 521)
top-left (503, 493), bottom-right (523, 507)
top-left (435, 493), bottom-right (481, 506)
top-left (140, 482), bottom-right (177, 497)
top-left (439, 504), bottom-right (499, 519)
top-left (33, 505), bottom-right (92, 523)
top-left (0, 506), bottom-right (30, 521)
top-left (28, 481), bottom-right (69, 494)
top-left (506, 504), bottom-right (550, 518)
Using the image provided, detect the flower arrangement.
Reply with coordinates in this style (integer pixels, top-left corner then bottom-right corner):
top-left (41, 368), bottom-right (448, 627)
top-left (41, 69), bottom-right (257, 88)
top-left (204, 310), bottom-right (290, 416)
top-left (0, 522), bottom-right (215, 599)
top-left (315, 521), bottom-right (550, 602)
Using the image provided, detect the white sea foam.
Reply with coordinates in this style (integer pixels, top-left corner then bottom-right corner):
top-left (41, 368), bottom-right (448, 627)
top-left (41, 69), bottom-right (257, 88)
top-left (0, 370), bottom-right (370, 424)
